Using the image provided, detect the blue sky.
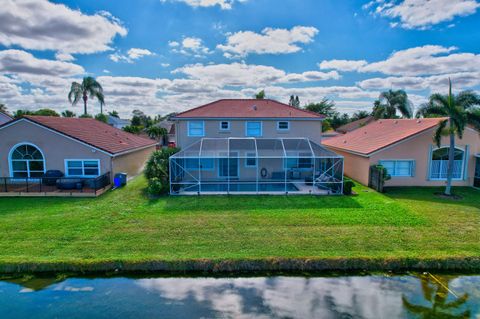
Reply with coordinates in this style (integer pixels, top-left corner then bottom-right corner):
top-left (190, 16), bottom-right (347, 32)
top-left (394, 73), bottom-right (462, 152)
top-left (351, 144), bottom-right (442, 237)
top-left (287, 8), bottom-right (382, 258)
top-left (0, 0), bottom-right (479, 117)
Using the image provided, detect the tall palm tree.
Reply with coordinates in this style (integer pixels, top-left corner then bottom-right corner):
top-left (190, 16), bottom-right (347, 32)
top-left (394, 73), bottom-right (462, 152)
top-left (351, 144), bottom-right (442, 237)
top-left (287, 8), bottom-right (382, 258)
top-left (68, 77), bottom-right (105, 115)
top-left (373, 89), bottom-right (413, 119)
top-left (416, 80), bottom-right (480, 195)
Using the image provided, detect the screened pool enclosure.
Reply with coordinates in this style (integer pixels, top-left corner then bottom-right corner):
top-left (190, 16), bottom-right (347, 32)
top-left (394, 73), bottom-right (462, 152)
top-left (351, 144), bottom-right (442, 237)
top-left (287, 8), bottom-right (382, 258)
top-left (169, 138), bottom-right (344, 195)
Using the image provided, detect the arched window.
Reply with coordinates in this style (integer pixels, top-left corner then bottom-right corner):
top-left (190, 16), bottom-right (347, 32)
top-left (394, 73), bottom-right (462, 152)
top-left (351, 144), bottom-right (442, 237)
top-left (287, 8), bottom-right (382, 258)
top-left (430, 147), bottom-right (464, 180)
top-left (9, 143), bottom-right (46, 178)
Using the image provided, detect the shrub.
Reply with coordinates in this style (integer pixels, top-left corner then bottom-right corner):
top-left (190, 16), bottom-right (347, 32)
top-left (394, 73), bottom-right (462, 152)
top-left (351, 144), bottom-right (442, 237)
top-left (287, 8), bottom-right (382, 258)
top-left (95, 113), bottom-right (108, 123)
top-left (343, 178), bottom-right (355, 195)
top-left (145, 147), bottom-right (179, 195)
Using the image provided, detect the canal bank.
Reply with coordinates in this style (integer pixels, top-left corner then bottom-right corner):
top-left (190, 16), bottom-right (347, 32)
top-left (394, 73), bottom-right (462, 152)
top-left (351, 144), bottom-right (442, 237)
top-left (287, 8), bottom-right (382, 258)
top-left (1, 257), bottom-right (480, 275)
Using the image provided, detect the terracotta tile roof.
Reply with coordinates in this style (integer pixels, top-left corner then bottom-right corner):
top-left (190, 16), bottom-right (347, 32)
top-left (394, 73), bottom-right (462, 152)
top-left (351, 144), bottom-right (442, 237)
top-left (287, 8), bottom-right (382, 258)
top-left (336, 116), bottom-right (374, 134)
top-left (323, 117), bottom-right (448, 156)
top-left (22, 116), bottom-right (156, 155)
top-left (174, 99), bottom-right (324, 119)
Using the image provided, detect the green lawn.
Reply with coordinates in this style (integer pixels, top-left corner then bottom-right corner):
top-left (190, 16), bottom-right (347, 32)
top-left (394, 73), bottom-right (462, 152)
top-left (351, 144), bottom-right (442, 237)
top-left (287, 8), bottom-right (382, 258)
top-left (0, 177), bottom-right (479, 266)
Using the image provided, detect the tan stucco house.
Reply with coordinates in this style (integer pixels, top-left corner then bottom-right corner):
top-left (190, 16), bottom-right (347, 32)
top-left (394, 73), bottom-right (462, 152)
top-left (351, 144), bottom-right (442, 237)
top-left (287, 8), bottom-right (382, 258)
top-left (323, 118), bottom-right (480, 187)
top-left (0, 116), bottom-right (157, 182)
top-left (169, 99), bottom-right (344, 195)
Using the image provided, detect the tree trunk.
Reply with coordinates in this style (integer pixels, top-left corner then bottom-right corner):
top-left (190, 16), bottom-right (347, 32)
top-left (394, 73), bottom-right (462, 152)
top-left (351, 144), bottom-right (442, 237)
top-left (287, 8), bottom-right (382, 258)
top-left (83, 93), bottom-right (88, 116)
top-left (445, 130), bottom-right (455, 196)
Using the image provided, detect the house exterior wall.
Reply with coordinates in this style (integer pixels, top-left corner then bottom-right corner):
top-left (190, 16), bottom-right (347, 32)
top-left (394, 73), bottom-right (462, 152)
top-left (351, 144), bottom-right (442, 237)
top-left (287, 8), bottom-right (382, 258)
top-left (112, 146), bottom-right (156, 179)
top-left (370, 127), bottom-right (480, 187)
top-left (175, 119), bottom-right (323, 149)
top-left (327, 148), bottom-right (371, 185)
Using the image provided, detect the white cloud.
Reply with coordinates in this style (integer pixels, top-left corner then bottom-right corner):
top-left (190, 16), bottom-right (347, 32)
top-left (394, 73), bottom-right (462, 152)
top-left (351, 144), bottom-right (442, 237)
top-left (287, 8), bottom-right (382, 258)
top-left (173, 62), bottom-right (339, 87)
top-left (318, 59), bottom-right (368, 72)
top-left (109, 48), bottom-right (154, 63)
top-left (0, 0), bottom-right (127, 57)
top-left (0, 49), bottom-right (84, 76)
top-left (217, 26), bottom-right (319, 58)
top-left (170, 37), bottom-right (211, 57)
top-left (366, 0), bottom-right (480, 29)
top-left (160, 0), bottom-right (247, 10)
top-left (55, 52), bottom-right (75, 62)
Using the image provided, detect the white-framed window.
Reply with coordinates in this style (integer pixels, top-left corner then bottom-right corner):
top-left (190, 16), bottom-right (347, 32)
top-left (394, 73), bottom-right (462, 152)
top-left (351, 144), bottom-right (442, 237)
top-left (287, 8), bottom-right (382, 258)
top-left (245, 121), bottom-right (262, 137)
top-left (245, 152), bottom-right (257, 168)
top-left (430, 147), bottom-right (464, 180)
top-left (65, 159), bottom-right (100, 177)
top-left (188, 121), bottom-right (204, 137)
top-left (379, 160), bottom-right (415, 177)
top-left (277, 121), bottom-right (290, 131)
top-left (219, 121), bottom-right (230, 131)
top-left (9, 143), bottom-right (46, 178)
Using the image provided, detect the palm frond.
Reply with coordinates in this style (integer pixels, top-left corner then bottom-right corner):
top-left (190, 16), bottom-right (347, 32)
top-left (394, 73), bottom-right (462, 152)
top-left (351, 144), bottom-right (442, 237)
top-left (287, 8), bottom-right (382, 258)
top-left (68, 82), bottom-right (83, 105)
top-left (433, 119), bottom-right (448, 147)
top-left (415, 102), bottom-right (447, 118)
top-left (456, 90), bottom-right (480, 109)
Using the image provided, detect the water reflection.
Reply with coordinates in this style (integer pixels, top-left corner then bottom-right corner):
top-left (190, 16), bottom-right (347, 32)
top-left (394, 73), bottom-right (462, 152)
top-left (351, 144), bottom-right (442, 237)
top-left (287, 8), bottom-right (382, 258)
top-left (402, 273), bottom-right (470, 319)
top-left (0, 273), bottom-right (478, 319)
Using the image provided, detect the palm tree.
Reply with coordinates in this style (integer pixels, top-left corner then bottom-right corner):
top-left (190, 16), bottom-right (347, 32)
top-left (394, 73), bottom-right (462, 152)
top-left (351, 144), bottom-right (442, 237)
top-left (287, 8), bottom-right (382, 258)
top-left (68, 77), bottom-right (105, 116)
top-left (416, 80), bottom-right (480, 195)
top-left (402, 273), bottom-right (470, 318)
top-left (0, 103), bottom-right (7, 114)
top-left (373, 89), bottom-right (413, 119)
top-left (61, 110), bottom-right (76, 118)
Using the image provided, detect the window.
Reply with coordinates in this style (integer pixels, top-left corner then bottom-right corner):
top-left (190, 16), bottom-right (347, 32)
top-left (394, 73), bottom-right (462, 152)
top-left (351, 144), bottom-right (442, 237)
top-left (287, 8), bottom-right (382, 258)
top-left (65, 160), bottom-right (100, 177)
top-left (277, 121), bottom-right (289, 131)
top-left (379, 160), bottom-right (414, 177)
top-left (10, 143), bottom-right (45, 178)
top-left (246, 121), bottom-right (262, 137)
top-left (219, 121), bottom-right (230, 131)
top-left (245, 152), bottom-right (257, 167)
top-left (430, 147), bottom-right (464, 180)
top-left (185, 158), bottom-right (214, 170)
top-left (218, 153), bottom-right (238, 177)
top-left (188, 121), bottom-right (204, 137)
top-left (284, 153), bottom-right (313, 170)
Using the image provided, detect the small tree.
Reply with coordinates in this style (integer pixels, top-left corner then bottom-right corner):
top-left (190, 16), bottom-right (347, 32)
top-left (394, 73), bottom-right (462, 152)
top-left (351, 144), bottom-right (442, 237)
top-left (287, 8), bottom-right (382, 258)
top-left (108, 110), bottom-right (119, 118)
top-left (373, 89), bottom-right (413, 119)
top-left (289, 95), bottom-right (300, 107)
top-left (255, 90), bottom-right (265, 99)
top-left (95, 113), bottom-right (108, 123)
top-left (62, 110), bottom-right (76, 117)
top-left (305, 98), bottom-right (336, 117)
top-left (145, 148), bottom-right (179, 195)
top-left (146, 126), bottom-right (168, 140)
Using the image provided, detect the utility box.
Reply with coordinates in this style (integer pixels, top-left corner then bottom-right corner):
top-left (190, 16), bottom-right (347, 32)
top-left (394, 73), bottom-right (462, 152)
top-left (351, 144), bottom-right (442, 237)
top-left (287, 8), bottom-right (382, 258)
top-left (114, 172), bottom-right (127, 188)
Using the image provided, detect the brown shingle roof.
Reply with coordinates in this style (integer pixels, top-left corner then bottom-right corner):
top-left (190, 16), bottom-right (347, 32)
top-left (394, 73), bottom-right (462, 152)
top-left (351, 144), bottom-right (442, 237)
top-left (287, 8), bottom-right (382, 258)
top-left (22, 116), bottom-right (156, 155)
top-left (336, 116), bottom-right (374, 134)
top-left (174, 99), bottom-right (324, 119)
top-left (323, 117), bottom-right (448, 156)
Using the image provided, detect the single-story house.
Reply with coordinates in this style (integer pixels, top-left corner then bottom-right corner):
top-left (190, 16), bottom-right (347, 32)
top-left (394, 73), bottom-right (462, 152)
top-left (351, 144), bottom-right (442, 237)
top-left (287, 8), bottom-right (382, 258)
top-left (0, 112), bottom-right (12, 125)
top-left (323, 117), bottom-right (480, 187)
top-left (0, 116), bottom-right (157, 183)
top-left (336, 116), bottom-right (374, 134)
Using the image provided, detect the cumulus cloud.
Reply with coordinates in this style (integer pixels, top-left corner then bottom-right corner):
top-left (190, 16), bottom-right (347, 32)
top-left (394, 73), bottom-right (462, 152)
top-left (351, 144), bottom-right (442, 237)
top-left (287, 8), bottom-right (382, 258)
top-left (109, 48), bottom-right (154, 63)
top-left (365, 0), bottom-right (480, 29)
top-left (0, 49), bottom-right (84, 76)
top-left (169, 37), bottom-right (211, 57)
top-left (217, 26), bottom-right (319, 58)
top-left (173, 62), bottom-right (339, 87)
top-left (318, 59), bottom-right (368, 72)
top-left (0, 0), bottom-right (127, 58)
top-left (160, 0), bottom-right (247, 10)
top-left (320, 45), bottom-right (480, 77)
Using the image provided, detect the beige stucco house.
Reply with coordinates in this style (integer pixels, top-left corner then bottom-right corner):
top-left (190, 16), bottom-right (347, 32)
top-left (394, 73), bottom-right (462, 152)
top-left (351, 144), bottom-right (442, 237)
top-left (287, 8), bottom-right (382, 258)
top-left (323, 118), bottom-right (480, 187)
top-left (0, 116), bottom-right (157, 183)
top-left (169, 99), bottom-right (344, 195)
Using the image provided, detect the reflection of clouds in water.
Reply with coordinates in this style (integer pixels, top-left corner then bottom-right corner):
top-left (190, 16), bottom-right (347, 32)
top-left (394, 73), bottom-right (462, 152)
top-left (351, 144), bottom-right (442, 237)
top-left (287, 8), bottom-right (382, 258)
top-left (137, 276), bottom-right (406, 318)
top-left (53, 283), bottom-right (95, 292)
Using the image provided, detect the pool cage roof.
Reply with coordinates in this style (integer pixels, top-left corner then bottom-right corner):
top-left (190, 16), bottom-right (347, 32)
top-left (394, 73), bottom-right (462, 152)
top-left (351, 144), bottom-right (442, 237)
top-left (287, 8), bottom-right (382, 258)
top-left (170, 138), bottom-right (342, 159)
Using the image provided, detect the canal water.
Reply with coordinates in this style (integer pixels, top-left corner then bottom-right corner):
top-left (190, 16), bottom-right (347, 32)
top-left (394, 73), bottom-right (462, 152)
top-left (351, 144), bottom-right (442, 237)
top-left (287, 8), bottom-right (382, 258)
top-left (0, 273), bottom-right (478, 318)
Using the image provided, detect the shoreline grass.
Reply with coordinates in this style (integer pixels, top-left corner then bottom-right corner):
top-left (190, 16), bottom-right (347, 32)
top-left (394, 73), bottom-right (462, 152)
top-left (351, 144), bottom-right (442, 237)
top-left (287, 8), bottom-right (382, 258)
top-left (0, 177), bottom-right (479, 274)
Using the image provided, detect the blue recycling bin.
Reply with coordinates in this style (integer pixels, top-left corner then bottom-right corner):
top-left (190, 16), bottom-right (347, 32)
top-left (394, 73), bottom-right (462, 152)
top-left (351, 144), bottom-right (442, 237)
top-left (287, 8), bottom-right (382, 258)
top-left (114, 173), bottom-right (127, 188)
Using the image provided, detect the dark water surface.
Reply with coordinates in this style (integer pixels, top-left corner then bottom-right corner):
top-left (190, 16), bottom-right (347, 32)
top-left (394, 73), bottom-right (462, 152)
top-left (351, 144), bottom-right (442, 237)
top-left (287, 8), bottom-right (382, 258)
top-left (0, 273), bottom-right (478, 318)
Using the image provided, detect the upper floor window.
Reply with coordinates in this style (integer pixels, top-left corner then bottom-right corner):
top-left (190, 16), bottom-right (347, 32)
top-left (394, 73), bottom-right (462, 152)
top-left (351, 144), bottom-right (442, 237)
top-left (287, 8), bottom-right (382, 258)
top-left (277, 121), bottom-right (290, 131)
top-left (379, 160), bottom-right (415, 177)
top-left (188, 121), bottom-right (204, 137)
top-left (246, 121), bottom-right (262, 137)
top-left (220, 121), bottom-right (230, 131)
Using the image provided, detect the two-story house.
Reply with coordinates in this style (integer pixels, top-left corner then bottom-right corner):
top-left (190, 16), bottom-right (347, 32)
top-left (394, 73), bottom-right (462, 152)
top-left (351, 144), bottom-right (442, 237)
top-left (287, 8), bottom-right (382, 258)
top-left (169, 99), bottom-right (344, 195)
